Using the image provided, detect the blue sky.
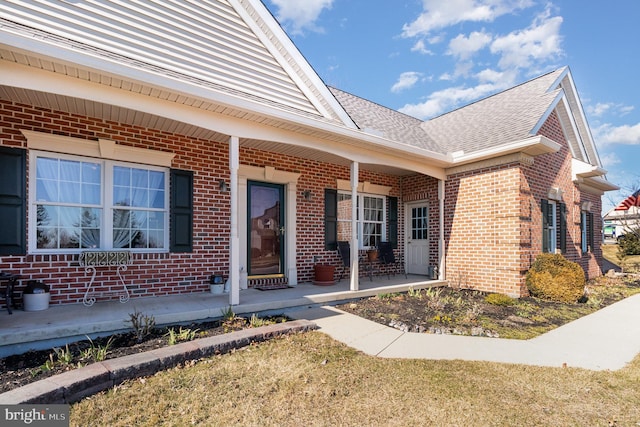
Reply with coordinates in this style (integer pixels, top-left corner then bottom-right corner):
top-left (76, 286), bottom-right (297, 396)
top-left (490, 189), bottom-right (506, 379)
top-left (264, 0), bottom-right (639, 212)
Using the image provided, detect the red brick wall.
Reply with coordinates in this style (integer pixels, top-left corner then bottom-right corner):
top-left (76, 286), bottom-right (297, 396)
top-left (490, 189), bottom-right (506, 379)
top-left (444, 163), bottom-right (525, 296)
top-left (0, 99), bottom-right (402, 305)
top-left (442, 110), bottom-right (605, 297)
top-left (526, 110), bottom-right (604, 280)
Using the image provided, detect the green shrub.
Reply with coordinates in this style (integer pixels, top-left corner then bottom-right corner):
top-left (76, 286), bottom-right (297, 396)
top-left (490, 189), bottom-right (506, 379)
top-left (619, 232), bottom-right (640, 256)
top-left (525, 253), bottom-right (585, 303)
top-left (484, 293), bottom-right (516, 306)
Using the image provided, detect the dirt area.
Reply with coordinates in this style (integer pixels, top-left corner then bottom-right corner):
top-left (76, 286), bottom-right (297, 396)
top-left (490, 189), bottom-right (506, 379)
top-left (337, 276), bottom-right (640, 340)
top-left (2, 275), bottom-right (639, 395)
top-left (0, 315), bottom-right (286, 394)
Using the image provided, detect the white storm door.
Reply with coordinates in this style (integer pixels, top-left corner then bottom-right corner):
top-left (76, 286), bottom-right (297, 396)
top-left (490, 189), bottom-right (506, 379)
top-left (406, 202), bottom-right (430, 275)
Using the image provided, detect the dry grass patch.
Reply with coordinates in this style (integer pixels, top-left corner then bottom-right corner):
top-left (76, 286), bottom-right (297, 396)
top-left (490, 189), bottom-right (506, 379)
top-left (72, 332), bottom-right (640, 426)
top-left (602, 243), bottom-right (640, 273)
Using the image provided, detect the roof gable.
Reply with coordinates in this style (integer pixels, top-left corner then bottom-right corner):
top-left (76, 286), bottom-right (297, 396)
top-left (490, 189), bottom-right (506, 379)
top-left (420, 68), bottom-right (564, 155)
top-left (0, 0), bottom-right (354, 127)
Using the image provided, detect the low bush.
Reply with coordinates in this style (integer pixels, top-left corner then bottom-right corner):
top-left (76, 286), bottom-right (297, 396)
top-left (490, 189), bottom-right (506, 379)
top-left (526, 253), bottom-right (585, 303)
top-left (484, 293), bottom-right (516, 306)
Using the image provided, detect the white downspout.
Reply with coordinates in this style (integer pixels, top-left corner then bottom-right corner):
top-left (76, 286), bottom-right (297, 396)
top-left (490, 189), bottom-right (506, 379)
top-left (350, 161), bottom-right (359, 291)
top-left (438, 179), bottom-right (445, 280)
top-left (229, 136), bottom-right (240, 305)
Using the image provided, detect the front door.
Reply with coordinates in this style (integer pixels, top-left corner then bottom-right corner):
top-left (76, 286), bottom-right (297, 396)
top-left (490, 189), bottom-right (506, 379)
top-left (247, 181), bottom-right (285, 276)
top-left (406, 202), bottom-right (430, 275)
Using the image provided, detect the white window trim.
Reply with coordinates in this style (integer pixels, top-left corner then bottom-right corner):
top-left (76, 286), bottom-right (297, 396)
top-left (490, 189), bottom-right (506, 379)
top-left (28, 150), bottom-right (170, 254)
top-left (337, 191), bottom-right (387, 249)
top-left (581, 211), bottom-right (588, 253)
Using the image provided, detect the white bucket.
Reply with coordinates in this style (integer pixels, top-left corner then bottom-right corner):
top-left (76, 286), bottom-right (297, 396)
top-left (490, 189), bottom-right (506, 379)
top-left (23, 292), bottom-right (50, 311)
top-left (210, 284), bottom-right (224, 295)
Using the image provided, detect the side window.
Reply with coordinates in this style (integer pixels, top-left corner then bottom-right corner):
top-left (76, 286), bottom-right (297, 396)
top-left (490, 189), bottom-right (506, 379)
top-left (542, 199), bottom-right (557, 253)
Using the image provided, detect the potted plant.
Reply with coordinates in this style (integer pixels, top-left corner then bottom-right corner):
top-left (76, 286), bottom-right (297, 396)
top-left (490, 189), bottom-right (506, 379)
top-left (23, 280), bottom-right (50, 311)
top-left (313, 264), bottom-right (335, 286)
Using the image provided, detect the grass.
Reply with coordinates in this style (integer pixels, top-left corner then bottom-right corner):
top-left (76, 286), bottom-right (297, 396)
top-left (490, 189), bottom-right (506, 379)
top-left (71, 332), bottom-right (640, 426)
top-left (602, 243), bottom-right (640, 272)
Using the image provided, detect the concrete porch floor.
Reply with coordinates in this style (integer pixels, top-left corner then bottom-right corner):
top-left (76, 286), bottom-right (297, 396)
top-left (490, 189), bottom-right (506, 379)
top-left (0, 275), bottom-right (442, 357)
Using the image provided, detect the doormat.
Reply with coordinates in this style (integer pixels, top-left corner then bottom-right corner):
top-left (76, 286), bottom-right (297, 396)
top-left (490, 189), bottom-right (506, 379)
top-left (253, 284), bottom-right (292, 291)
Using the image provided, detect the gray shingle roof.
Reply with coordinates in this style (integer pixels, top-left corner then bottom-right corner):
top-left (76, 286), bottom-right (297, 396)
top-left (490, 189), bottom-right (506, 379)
top-left (330, 67), bottom-right (566, 156)
top-left (328, 87), bottom-right (444, 152)
top-left (420, 68), bottom-right (565, 154)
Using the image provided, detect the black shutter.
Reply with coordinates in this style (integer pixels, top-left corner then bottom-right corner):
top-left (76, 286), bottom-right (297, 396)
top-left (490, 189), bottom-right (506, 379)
top-left (0, 147), bottom-right (26, 255)
top-left (324, 189), bottom-right (337, 251)
top-left (559, 202), bottom-right (567, 253)
top-left (588, 212), bottom-right (595, 250)
top-left (541, 199), bottom-right (549, 253)
top-left (388, 196), bottom-right (398, 249)
top-left (170, 169), bottom-right (193, 253)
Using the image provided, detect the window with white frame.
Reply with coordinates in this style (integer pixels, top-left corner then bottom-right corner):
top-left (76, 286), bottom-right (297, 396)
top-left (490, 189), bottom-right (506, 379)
top-left (31, 151), bottom-right (169, 253)
top-left (337, 192), bottom-right (386, 249)
top-left (542, 199), bottom-right (557, 253)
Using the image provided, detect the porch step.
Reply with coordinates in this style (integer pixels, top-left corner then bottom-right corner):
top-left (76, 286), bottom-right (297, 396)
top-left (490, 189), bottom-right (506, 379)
top-left (249, 277), bottom-right (290, 290)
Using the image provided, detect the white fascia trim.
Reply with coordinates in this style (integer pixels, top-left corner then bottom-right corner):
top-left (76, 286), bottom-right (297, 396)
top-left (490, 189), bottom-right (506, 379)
top-left (449, 136), bottom-right (561, 165)
top-left (3, 59), bottom-right (448, 179)
top-left (561, 69), bottom-right (603, 167)
top-left (572, 158), bottom-right (607, 179)
top-left (558, 96), bottom-right (589, 160)
top-left (230, 0), bottom-right (357, 129)
top-left (531, 89), bottom-right (564, 136)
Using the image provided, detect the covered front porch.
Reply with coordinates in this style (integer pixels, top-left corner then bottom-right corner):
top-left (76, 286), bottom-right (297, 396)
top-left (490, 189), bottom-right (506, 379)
top-left (0, 275), bottom-right (444, 357)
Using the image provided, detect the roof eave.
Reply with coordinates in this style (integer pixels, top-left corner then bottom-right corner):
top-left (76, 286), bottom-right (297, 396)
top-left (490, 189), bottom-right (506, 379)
top-left (449, 135), bottom-right (561, 166)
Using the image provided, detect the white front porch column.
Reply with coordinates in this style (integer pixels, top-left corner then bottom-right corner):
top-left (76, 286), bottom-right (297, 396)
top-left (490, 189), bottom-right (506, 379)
top-left (229, 136), bottom-right (240, 305)
top-left (350, 161), bottom-right (359, 291)
top-left (438, 179), bottom-right (445, 281)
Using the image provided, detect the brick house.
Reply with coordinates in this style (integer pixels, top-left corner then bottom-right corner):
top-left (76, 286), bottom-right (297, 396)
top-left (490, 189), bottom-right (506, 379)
top-left (0, 0), bottom-right (617, 308)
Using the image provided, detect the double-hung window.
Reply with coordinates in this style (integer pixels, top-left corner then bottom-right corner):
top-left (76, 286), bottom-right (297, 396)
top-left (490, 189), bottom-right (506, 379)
top-left (541, 199), bottom-right (567, 254)
top-left (581, 209), bottom-right (594, 253)
top-left (31, 152), bottom-right (169, 253)
top-left (337, 192), bottom-right (386, 249)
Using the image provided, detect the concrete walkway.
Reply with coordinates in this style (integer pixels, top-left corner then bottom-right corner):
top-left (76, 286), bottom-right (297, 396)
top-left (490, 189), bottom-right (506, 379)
top-left (287, 292), bottom-right (640, 371)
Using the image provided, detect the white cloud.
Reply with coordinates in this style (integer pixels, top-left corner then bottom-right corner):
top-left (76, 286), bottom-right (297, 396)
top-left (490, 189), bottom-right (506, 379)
top-left (402, 0), bottom-right (533, 38)
top-left (594, 123), bottom-right (640, 146)
top-left (599, 152), bottom-right (622, 168)
top-left (588, 102), bottom-right (613, 117)
top-left (587, 102), bottom-right (635, 118)
top-left (398, 82), bottom-right (501, 119)
top-left (411, 39), bottom-right (433, 55)
top-left (447, 30), bottom-right (492, 60)
top-left (490, 11), bottom-right (563, 69)
top-left (391, 72), bottom-right (424, 93)
top-left (269, 0), bottom-right (333, 35)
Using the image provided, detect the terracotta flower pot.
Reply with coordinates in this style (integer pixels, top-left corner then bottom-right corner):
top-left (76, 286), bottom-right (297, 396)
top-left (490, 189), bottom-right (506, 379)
top-left (313, 264), bottom-right (335, 286)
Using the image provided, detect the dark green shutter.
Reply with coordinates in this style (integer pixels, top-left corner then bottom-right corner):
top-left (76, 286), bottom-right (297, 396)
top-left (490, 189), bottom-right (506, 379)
top-left (559, 202), bottom-right (567, 253)
top-left (170, 169), bottom-right (193, 253)
top-left (0, 147), bottom-right (26, 255)
top-left (541, 199), bottom-right (549, 253)
top-left (324, 189), bottom-right (337, 251)
top-left (588, 212), bottom-right (595, 250)
top-left (388, 196), bottom-right (398, 249)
